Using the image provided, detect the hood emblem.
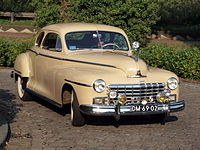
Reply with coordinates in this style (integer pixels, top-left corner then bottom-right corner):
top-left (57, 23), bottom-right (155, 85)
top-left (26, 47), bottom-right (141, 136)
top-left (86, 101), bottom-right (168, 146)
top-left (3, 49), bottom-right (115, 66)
top-left (137, 70), bottom-right (141, 76)
top-left (127, 70), bottom-right (147, 78)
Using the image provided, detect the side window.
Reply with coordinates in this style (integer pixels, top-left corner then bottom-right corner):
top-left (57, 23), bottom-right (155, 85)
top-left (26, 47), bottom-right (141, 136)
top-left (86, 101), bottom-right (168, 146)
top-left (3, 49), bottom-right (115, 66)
top-left (42, 33), bottom-right (62, 52)
top-left (36, 32), bottom-right (45, 47)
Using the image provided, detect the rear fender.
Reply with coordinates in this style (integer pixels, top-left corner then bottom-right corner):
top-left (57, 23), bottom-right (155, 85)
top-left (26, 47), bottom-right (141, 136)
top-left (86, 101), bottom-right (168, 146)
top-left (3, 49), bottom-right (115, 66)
top-left (14, 53), bottom-right (30, 78)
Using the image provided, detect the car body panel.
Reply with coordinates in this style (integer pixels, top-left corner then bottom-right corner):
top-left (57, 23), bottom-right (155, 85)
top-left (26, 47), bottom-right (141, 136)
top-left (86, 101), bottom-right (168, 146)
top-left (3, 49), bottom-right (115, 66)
top-left (13, 23), bottom-right (183, 116)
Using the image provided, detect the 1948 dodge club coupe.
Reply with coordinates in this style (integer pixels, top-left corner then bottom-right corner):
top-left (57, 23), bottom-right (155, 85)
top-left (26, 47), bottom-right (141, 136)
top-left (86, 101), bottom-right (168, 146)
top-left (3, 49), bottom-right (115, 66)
top-left (11, 23), bottom-right (185, 126)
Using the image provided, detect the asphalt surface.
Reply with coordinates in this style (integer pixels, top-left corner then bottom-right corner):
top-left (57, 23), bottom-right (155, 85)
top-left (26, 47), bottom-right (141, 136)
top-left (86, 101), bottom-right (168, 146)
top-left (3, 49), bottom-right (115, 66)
top-left (0, 69), bottom-right (200, 150)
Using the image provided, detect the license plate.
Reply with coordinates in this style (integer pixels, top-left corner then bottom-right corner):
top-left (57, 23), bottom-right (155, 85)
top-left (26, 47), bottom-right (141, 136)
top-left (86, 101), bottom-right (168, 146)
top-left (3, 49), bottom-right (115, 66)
top-left (132, 105), bottom-right (158, 112)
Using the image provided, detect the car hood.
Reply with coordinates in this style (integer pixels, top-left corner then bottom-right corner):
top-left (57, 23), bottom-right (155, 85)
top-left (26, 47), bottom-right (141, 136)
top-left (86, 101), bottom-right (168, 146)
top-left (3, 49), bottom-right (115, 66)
top-left (68, 51), bottom-right (148, 77)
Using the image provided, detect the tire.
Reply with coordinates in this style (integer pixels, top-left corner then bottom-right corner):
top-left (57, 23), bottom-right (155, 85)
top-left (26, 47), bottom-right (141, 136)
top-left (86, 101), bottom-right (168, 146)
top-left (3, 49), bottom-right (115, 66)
top-left (71, 90), bottom-right (85, 126)
top-left (17, 76), bottom-right (32, 101)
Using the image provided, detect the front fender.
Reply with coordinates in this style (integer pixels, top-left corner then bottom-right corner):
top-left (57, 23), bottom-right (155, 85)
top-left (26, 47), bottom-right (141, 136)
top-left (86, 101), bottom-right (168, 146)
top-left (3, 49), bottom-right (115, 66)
top-left (14, 53), bottom-right (30, 77)
top-left (147, 67), bottom-right (180, 100)
top-left (54, 64), bottom-right (125, 105)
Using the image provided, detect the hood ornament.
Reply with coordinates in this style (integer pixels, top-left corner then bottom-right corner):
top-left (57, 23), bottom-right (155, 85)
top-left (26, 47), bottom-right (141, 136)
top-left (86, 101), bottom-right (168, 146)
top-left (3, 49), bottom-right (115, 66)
top-left (127, 70), bottom-right (147, 78)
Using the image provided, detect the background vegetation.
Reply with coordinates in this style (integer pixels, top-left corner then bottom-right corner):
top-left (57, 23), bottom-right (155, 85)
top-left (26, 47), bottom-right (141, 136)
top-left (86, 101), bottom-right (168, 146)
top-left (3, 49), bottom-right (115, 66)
top-left (69, 0), bottom-right (160, 44)
top-left (140, 44), bottom-right (200, 80)
top-left (0, 41), bottom-right (32, 67)
top-left (0, 0), bottom-right (34, 12)
top-left (30, 0), bottom-right (62, 27)
top-left (0, 0), bottom-right (200, 80)
top-left (155, 0), bottom-right (200, 39)
top-left (159, 0), bottom-right (200, 25)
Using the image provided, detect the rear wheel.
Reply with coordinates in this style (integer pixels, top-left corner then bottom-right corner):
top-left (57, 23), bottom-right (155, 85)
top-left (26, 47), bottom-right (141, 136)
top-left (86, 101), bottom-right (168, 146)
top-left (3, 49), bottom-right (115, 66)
top-left (17, 76), bottom-right (32, 101)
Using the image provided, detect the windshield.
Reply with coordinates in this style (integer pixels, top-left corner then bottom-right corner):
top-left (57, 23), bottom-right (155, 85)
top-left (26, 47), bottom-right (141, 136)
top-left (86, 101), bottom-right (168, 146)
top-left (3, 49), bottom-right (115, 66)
top-left (65, 31), bottom-right (129, 50)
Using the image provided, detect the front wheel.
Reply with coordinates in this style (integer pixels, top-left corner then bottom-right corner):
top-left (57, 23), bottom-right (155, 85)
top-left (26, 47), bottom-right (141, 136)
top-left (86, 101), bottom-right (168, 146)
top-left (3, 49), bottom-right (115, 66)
top-left (71, 90), bottom-right (85, 126)
top-left (17, 76), bottom-right (32, 101)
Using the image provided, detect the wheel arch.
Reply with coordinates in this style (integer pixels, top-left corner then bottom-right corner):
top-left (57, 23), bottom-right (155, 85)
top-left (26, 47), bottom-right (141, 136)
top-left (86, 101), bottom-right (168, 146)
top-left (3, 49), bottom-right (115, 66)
top-left (61, 83), bottom-right (74, 105)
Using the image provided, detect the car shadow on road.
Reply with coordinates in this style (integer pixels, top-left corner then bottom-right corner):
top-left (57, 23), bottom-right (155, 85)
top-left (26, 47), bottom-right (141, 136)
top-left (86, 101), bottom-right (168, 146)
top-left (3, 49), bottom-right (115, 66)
top-left (0, 89), bottom-right (22, 123)
top-left (0, 89), bottom-right (22, 148)
top-left (85, 115), bottom-right (178, 127)
top-left (31, 96), bottom-right (68, 115)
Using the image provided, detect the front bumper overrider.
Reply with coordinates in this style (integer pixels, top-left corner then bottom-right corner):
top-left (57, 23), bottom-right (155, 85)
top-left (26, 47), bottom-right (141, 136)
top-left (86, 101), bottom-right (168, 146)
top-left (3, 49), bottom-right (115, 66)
top-left (79, 100), bottom-right (185, 116)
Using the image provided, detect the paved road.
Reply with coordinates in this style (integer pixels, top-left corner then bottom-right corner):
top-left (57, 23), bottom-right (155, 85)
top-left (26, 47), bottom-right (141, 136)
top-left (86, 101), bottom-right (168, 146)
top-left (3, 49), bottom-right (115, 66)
top-left (0, 69), bottom-right (200, 150)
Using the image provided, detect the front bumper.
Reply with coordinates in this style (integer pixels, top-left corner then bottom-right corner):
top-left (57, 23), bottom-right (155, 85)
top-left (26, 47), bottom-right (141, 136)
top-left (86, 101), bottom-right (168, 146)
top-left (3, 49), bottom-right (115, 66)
top-left (80, 100), bottom-right (185, 116)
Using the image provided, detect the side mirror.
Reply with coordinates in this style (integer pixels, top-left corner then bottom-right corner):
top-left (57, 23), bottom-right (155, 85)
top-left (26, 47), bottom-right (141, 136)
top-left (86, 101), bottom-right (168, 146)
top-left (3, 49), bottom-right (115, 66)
top-left (132, 41), bottom-right (140, 51)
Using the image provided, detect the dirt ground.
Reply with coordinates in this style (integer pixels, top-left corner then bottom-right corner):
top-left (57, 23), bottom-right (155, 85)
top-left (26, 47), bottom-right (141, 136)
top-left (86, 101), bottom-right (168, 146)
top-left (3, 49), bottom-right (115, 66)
top-left (0, 69), bottom-right (200, 150)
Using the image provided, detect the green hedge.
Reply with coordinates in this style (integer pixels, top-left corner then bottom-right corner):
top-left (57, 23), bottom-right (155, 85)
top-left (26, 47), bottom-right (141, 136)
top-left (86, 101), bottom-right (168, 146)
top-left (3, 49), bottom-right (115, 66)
top-left (0, 41), bottom-right (32, 67)
top-left (140, 43), bottom-right (200, 80)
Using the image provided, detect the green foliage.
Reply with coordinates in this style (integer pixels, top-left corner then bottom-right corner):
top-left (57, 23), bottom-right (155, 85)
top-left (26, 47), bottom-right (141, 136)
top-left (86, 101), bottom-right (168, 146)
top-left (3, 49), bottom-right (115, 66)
top-left (0, 0), bottom-right (34, 12)
top-left (69, 0), bottom-right (160, 44)
top-left (0, 41), bottom-right (32, 67)
top-left (31, 0), bottom-right (69, 27)
top-left (140, 43), bottom-right (200, 80)
top-left (159, 0), bottom-right (200, 25)
top-left (31, 0), bottom-right (60, 27)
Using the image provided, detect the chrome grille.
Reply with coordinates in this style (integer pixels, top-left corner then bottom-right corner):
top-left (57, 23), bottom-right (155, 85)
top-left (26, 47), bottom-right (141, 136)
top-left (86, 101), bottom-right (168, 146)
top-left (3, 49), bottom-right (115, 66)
top-left (108, 83), bottom-right (165, 105)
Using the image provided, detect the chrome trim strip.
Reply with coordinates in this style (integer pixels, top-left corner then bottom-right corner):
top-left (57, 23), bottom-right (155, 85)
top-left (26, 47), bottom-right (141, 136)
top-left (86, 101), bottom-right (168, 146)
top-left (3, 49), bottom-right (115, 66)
top-left (79, 100), bottom-right (185, 116)
top-left (64, 79), bottom-right (92, 87)
top-left (127, 75), bottom-right (147, 78)
top-left (29, 50), bottom-right (117, 68)
top-left (169, 100), bottom-right (185, 112)
top-left (108, 83), bottom-right (165, 89)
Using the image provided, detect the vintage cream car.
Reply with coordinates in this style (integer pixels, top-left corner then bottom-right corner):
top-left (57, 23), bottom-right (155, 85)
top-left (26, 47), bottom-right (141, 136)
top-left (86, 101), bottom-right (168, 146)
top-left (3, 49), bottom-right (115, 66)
top-left (11, 23), bottom-right (185, 126)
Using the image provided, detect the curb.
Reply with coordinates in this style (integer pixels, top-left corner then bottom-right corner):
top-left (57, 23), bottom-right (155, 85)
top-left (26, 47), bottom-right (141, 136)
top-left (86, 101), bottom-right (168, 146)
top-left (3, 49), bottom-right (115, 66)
top-left (180, 81), bottom-right (200, 88)
top-left (0, 113), bottom-right (9, 149)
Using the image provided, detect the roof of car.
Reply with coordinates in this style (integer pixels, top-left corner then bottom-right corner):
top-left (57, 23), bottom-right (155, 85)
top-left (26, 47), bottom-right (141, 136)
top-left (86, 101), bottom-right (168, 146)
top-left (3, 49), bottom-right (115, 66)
top-left (42, 23), bottom-right (125, 34)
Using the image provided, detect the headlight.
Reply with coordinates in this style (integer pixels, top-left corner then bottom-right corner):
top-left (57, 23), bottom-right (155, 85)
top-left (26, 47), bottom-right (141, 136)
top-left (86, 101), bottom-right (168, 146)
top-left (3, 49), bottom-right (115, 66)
top-left (109, 91), bottom-right (117, 99)
top-left (167, 77), bottom-right (178, 90)
top-left (93, 79), bottom-right (106, 93)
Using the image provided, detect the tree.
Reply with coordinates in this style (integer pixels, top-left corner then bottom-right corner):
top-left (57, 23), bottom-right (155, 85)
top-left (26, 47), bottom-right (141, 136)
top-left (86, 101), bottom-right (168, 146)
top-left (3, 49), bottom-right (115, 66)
top-left (159, 0), bottom-right (200, 25)
top-left (69, 0), bottom-right (160, 44)
top-left (1, 0), bottom-right (34, 12)
top-left (31, 0), bottom-right (69, 27)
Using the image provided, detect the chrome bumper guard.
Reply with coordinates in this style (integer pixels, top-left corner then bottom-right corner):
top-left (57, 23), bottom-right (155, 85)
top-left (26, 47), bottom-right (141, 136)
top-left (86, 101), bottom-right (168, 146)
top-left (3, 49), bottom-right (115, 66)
top-left (80, 100), bottom-right (185, 116)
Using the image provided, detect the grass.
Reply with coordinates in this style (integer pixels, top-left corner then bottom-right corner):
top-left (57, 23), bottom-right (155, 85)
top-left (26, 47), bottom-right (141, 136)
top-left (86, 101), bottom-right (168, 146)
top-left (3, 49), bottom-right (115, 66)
top-left (0, 36), bottom-right (34, 44)
top-left (0, 19), bottom-right (34, 26)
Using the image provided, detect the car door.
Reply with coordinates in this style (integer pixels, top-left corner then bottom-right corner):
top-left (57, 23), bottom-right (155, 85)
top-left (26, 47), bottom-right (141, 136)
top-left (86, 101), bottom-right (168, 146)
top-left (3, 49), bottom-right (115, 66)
top-left (34, 31), bottom-right (63, 102)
